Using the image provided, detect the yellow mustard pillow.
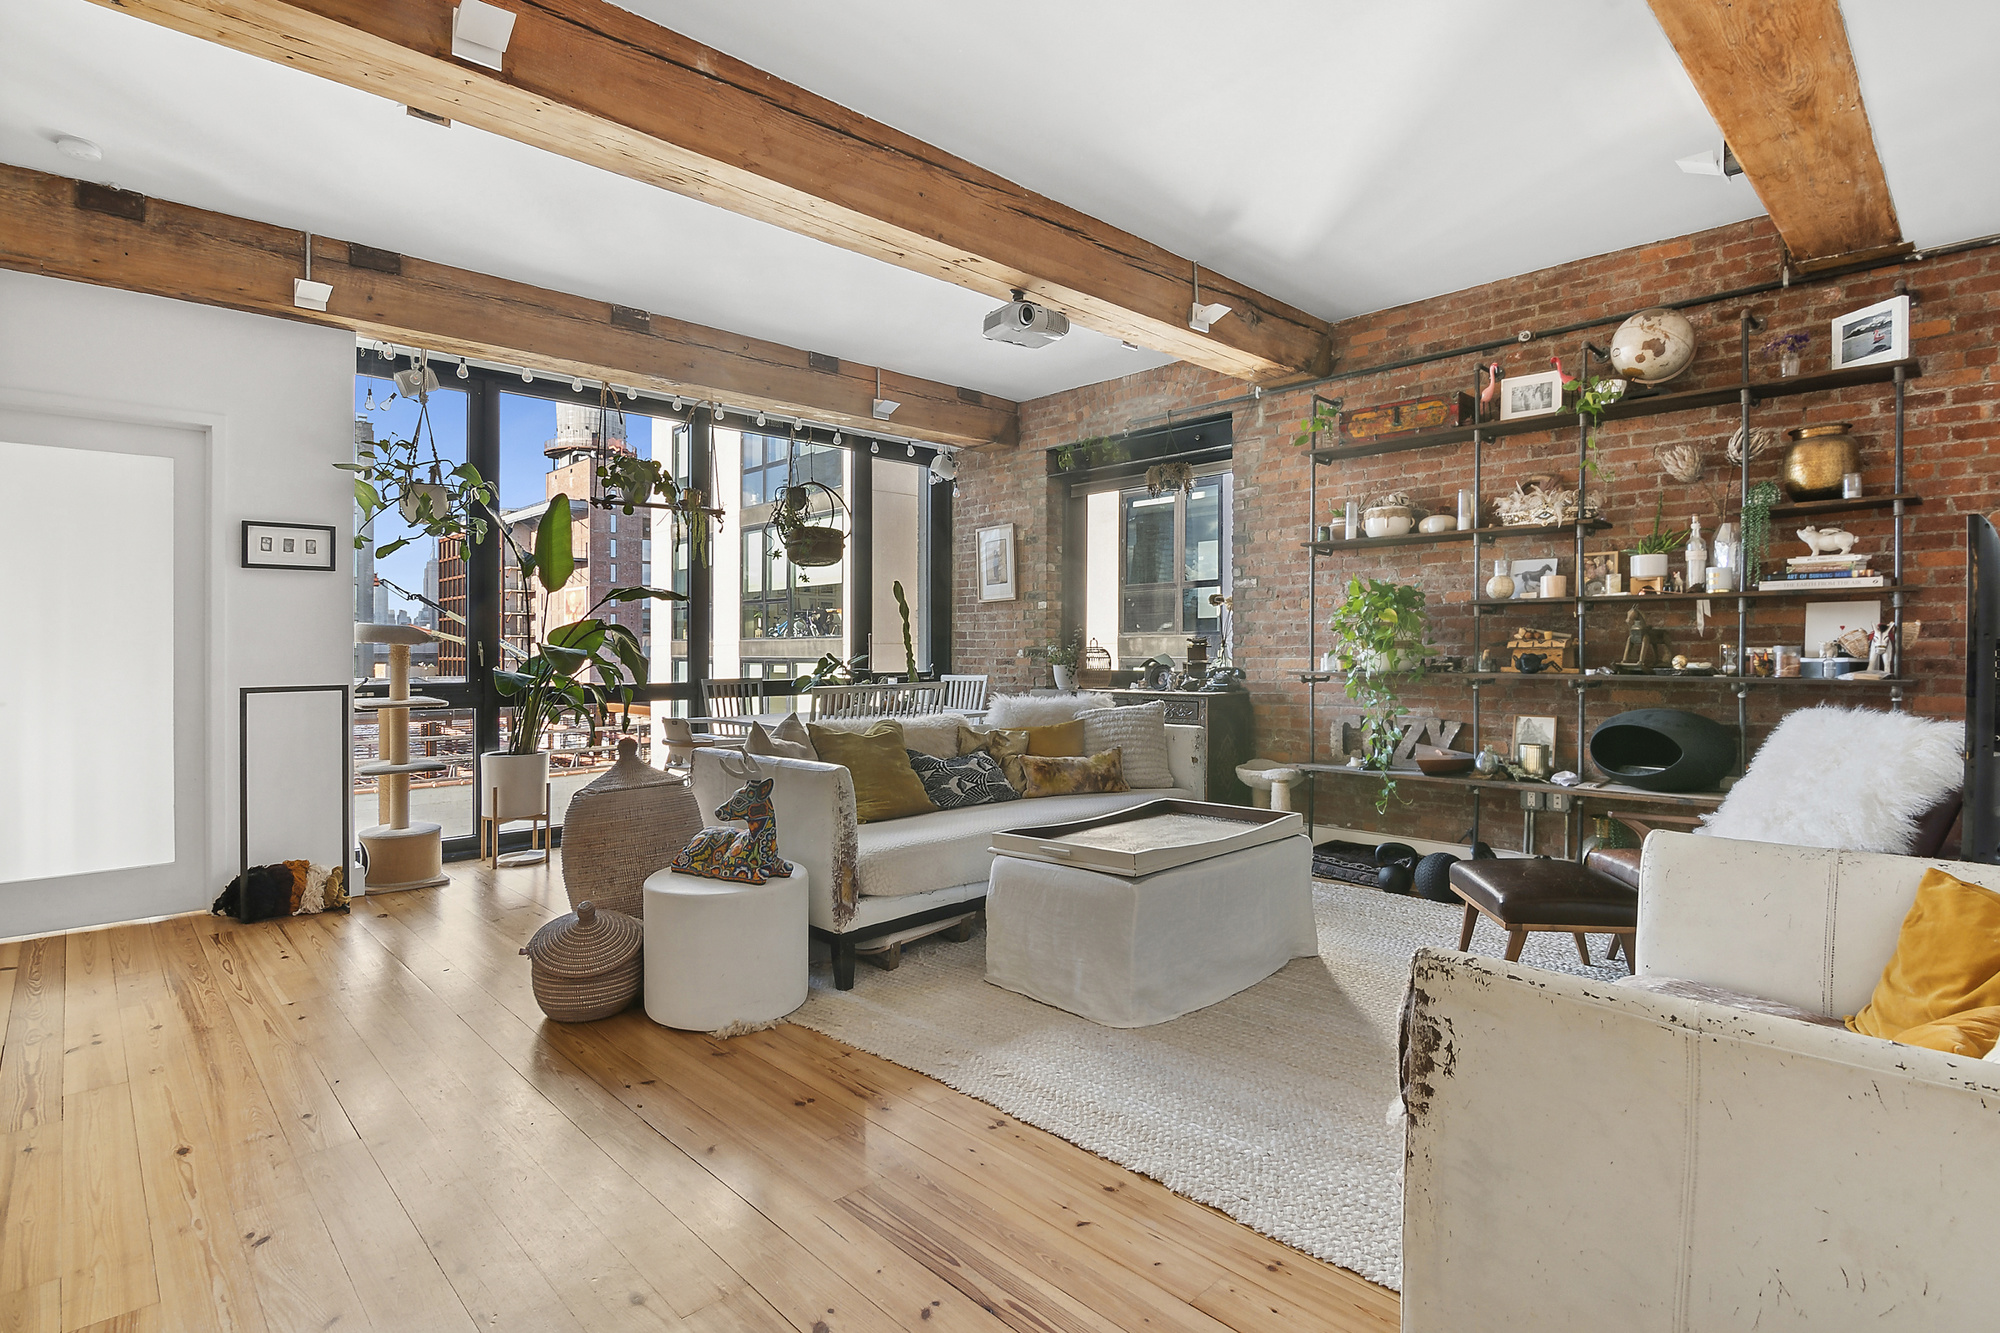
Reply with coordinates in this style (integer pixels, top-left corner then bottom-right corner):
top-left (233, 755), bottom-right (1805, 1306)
top-left (1019, 748), bottom-right (1130, 799)
top-left (1892, 1006), bottom-right (2000, 1058)
top-left (805, 720), bottom-right (937, 824)
top-left (959, 725), bottom-right (1032, 792)
top-left (1848, 868), bottom-right (2000, 1040)
top-left (1026, 719), bottom-right (1086, 758)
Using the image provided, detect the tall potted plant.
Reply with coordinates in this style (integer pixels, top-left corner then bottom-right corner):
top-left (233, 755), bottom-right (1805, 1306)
top-left (1047, 632), bottom-right (1083, 692)
top-left (1325, 577), bottom-right (1434, 812)
top-left (483, 492), bottom-right (684, 819)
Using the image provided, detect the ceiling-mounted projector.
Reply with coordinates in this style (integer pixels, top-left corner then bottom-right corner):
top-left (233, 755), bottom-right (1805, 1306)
top-left (983, 290), bottom-right (1069, 348)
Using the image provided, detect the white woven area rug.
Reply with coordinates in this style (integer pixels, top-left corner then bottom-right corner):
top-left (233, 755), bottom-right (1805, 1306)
top-left (788, 880), bottom-right (1623, 1291)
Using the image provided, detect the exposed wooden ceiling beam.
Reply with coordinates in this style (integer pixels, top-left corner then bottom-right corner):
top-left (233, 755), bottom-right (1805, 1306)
top-left (1648, 0), bottom-right (1908, 271)
top-left (0, 163), bottom-right (1015, 449)
top-left (86, 0), bottom-right (1333, 384)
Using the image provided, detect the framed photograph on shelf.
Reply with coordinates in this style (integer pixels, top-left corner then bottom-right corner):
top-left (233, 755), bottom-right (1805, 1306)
top-left (242, 520), bottom-right (336, 571)
top-left (1509, 556), bottom-right (1560, 599)
top-left (1498, 369), bottom-right (1563, 421)
top-left (1830, 294), bottom-right (1909, 370)
top-left (977, 523), bottom-right (1017, 601)
top-left (1513, 714), bottom-right (1557, 760)
top-left (1581, 550), bottom-right (1619, 596)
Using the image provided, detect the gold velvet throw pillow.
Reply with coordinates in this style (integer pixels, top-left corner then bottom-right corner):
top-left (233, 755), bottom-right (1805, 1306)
top-left (1893, 1005), bottom-right (2000, 1058)
top-left (1848, 868), bottom-right (2000, 1040)
top-left (1026, 719), bottom-right (1086, 757)
top-left (806, 720), bottom-right (937, 823)
top-left (959, 724), bottom-right (1032, 792)
top-left (1019, 748), bottom-right (1130, 799)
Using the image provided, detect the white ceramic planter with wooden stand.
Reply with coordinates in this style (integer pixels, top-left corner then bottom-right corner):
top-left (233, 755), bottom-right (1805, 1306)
top-left (1629, 552), bottom-right (1670, 580)
top-left (480, 750), bottom-right (551, 868)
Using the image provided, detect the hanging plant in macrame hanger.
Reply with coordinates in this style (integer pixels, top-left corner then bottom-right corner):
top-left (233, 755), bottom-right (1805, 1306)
top-left (771, 421), bottom-right (850, 568)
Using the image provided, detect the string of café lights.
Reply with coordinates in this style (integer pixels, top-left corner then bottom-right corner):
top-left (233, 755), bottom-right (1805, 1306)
top-left (358, 340), bottom-right (962, 492)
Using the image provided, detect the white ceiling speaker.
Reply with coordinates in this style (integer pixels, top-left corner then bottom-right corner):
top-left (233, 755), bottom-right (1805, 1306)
top-left (55, 135), bottom-right (101, 163)
top-left (292, 279), bottom-right (332, 312)
top-left (872, 398), bottom-right (901, 419)
top-left (1676, 140), bottom-right (1743, 178)
top-left (1189, 301), bottom-right (1232, 333)
top-left (451, 1), bottom-right (517, 71)
top-left (929, 451), bottom-right (958, 484)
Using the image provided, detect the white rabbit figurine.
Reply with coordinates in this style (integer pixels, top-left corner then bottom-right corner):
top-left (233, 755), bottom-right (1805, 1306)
top-left (1797, 525), bottom-right (1857, 556)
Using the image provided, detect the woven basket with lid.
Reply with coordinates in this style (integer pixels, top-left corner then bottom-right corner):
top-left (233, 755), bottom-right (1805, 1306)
top-left (560, 736), bottom-right (703, 918)
top-left (520, 900), bottom-right (643, 1022)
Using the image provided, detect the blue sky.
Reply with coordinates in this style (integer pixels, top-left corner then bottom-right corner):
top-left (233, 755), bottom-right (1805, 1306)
top-left (352, 376), bottom-right (660, 622)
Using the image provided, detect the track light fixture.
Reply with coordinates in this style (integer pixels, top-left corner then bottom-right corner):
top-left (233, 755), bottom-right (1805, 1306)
top-left (928, 449), bottom-right (958, 484)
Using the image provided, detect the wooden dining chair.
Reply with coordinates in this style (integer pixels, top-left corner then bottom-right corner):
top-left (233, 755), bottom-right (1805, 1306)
top-left (940, 674), bottom-right (989, 719)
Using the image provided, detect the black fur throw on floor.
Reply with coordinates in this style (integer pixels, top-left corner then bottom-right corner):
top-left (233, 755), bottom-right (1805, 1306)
top-left (212, 861), bottom-right (349, 923)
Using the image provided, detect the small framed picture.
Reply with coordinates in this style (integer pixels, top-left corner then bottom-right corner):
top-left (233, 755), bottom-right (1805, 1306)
top-left (242, 521), bottom-right (336, 571)
top-left (977, 523), bottom-right (1017, 602)
top-left (1830, 294), bottom-right (1909, 370)
top-left (1510, 556), bottom-right (1560, 600)
top-left (1513, 714), bottom-right (1557, 759)
top-left (1581, 551), bottom-right (1619, 596)
top-left (1498, 368), bottom-right (1563, 421)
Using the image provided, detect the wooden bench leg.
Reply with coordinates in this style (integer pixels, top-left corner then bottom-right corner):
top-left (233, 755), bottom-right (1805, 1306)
top-left (1458, 902), bottom-right (1479, 952)
top-left (1503, 928), bottom-right (1528, 963)
top-left (1618, 931), bottom-right (1637, 975)
top-left (1573, 932), bottom-right (1592, 966)
top-left (945, 915), bottom-right (978, 943)
top-left (866, 941), bottom-right (903, 971)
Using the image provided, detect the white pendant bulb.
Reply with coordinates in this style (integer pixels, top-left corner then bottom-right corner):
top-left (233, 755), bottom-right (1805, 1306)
top-left (572, 375), bottom-right (584, 392)
top-left (869, 440), bottom-right (878, 455)
top-left (521, 368), bottom-right (534, 383)
top-left (907, 443), bottom-right (917, 457)
top-left (455, 357), bottom-right (469, 379)
top-left (756, 413), bottom-right (767, 426)
top-left (626, 386), bottom-right (638, 400)
top-left (363, 385), bottom-right (376, 410)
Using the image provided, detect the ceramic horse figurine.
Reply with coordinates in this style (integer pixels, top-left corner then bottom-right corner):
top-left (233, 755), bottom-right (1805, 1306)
top-left (669, 752), bottom-right (794, 884)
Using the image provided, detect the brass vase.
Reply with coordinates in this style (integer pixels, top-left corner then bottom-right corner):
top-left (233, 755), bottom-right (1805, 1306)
top-left (1782, 423), bottom-right (1860, 500)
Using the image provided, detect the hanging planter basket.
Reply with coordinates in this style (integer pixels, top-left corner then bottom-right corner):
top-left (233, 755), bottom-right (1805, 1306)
top-left (773, 481), bottom-right (849, 567)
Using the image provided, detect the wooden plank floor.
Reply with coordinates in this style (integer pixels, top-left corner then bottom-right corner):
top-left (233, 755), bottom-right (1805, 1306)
top-left (0, 857), bottom-right (1400, 1333)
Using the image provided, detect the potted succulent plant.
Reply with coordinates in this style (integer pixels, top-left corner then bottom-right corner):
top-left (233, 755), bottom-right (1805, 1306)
top-left (1628, 496), bottom-right (1691, 580)
top-left (1325, 577), bottom-right (1434, 811)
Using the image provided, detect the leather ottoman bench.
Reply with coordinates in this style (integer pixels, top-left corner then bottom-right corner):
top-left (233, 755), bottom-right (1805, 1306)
top-left (1448, 855), bottom-right (1637, 971)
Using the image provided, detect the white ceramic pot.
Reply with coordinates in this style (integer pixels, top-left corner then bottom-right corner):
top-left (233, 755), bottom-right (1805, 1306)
top-left (1418, 515), bottom-right (1456, 534)
top-left (481, 750), bottom-right (550, 821)
top-left (1052, 666), bottom-right (1077, 692)
top-left (1365, 514), bottom-right (1414, 538)
top-left (1630, 552), bottom-right (1670, 579)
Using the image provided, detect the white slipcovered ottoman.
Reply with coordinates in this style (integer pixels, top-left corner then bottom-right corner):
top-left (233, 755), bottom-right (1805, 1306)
top-left (985, 835), bottom-right (1315, 1027)
top-left (642, 866), bottom-right (808, 1031)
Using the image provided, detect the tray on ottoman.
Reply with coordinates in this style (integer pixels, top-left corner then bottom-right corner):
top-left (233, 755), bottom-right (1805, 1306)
top-left (988, 799), bottom-right (1303, 877)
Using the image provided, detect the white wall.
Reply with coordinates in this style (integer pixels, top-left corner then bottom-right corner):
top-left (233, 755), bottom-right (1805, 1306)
top-left (0, 271), bottom-right (354, 936)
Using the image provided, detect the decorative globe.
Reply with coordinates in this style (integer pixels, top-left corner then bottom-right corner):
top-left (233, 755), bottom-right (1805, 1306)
top-left (1608, 307), bottom-right (1698, 384)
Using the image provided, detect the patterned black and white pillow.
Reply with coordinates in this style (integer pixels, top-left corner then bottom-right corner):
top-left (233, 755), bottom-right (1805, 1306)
top-left (906, 749), bottom-right (1018, 810)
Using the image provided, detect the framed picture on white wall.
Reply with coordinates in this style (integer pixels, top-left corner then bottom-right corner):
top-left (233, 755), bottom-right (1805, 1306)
top-left (977, 523), bottom-right (1017, 601)
top-left (242, 520), bottom-right (336, 571)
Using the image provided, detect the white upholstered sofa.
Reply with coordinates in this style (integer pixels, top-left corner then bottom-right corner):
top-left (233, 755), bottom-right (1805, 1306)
top-left (1403, 830), bottom-right (2000, 1330)
top-left (692, 724), bottom-right (1206, 988)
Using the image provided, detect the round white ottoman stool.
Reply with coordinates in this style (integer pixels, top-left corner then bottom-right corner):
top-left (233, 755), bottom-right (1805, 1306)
top-left (642, 866), bottom-right (808, 1031)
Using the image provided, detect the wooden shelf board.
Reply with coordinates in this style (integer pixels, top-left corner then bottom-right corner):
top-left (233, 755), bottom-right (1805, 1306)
top-left (1295, 761), bottom-right (1726, 808)
top-left (1302, 521), bottom-right (1611, 554)
top-left (1768, 492), bottom-right (1923, 519)
top-left (1309, 358), bottom-right (1921, 465)
top-left (1474, 585), bottom-right (1903, 611)
top-left (1300, 671), bottom-right (1913, 689)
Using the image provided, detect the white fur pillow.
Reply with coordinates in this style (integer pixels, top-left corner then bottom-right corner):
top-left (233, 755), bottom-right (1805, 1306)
top-left (809, 712), bottom-right (969, 758)
top-left (1078, 701), bottom-right (1174, 788)
top-left (1699, 706), bottom-right (1962, 853)
top-left (982, 692), bottom-right (1115, 729)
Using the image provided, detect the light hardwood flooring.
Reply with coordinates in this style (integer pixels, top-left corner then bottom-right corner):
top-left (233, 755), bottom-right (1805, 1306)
top-left (0, 856), bottom-right (1399, 1333)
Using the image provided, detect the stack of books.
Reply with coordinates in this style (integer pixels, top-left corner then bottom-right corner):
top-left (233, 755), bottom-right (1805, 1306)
top-left (1756, 552), bottom-right (1884, 592)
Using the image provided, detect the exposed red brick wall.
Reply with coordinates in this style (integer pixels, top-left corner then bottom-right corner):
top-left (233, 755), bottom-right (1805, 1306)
top-left (954, 215), bottom-right (2000, 850)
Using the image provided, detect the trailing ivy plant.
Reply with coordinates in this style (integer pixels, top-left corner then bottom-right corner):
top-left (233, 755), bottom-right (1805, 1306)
top-left (1325, 577), bottom-right (1434, 812)
top-left (1291, 398), bottom-right (1344, 448)
top-left (595, 452), bottom-right (720, 568)
top-left (339, 384), bottom-right (494, 559)
top-left (1569, 376), bottom-right (1624, 481)
top-left (1738, 479), bottom-right (1784, 584)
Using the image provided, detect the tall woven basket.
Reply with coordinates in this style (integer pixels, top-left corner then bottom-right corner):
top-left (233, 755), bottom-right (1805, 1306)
top-left (520, 901), bottom-right (643, 1022)
top-left (560, 736), bottom-right (703, 917)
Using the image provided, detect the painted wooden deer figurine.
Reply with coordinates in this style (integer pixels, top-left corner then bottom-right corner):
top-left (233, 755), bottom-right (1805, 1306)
top-left (669, 752), bottom-right (794, 885)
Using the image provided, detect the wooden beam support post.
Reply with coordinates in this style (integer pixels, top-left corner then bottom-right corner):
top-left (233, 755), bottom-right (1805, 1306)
top-left (1648, 0), bottom-right (1908, 270)
top-left (86, 0), bottom-right (1333, 384)
top-left (0, 163), bottom-right (1016, 449)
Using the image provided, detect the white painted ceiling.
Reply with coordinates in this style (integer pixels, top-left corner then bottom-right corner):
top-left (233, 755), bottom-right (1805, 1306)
top-left (1, 2), bottom-right (1994, 405)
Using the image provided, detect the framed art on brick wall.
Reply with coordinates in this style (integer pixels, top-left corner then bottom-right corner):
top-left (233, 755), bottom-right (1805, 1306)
top-left (978, 523), bottom-right (1017, 601)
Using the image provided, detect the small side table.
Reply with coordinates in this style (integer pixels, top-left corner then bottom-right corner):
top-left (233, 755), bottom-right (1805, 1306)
top-left (642, 865), bottom-right (808, 1031)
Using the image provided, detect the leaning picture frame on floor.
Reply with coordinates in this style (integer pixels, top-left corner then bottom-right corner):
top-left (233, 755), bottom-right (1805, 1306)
top-left (1498, 368), bottom-right (1563, 420)
top-left (978, 523), bottom-right (1017, 601)
top-left (1830, 293), bottom-right (1909, 370)
top-left (1513, 714), bottom-right (1557, 760)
